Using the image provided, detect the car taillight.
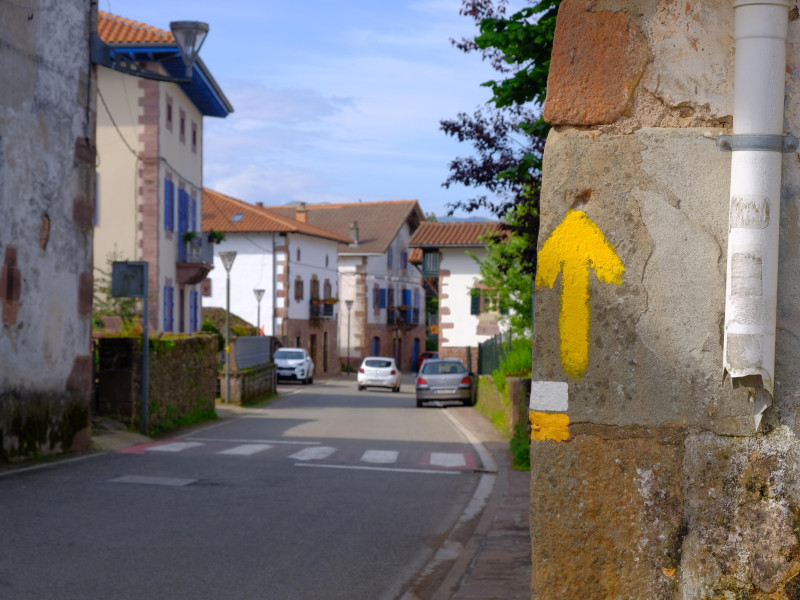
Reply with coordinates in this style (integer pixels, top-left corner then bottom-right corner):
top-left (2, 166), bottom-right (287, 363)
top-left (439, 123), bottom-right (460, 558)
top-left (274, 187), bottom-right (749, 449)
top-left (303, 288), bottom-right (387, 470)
top-left (417, 377), bottom-right (427, 385)
top-left (391, 369), bottom-right (397, 375)
top-left (461, 376), bottom-right (471, 385)
top-left (359, 368), bottom-right (364, 373)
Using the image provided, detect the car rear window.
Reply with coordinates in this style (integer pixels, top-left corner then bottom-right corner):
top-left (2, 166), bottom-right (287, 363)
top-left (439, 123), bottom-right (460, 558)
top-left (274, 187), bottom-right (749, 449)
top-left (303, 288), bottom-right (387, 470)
top-left (365, 359), bottom-right (392, 368)
top-left (275, 351), bottom-right (304, 360)
top-left (421, 361), bottom-right (466, 374)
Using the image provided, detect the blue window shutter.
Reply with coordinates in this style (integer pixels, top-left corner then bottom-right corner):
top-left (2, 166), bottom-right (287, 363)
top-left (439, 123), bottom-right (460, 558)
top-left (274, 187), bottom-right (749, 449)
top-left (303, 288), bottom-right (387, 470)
top-left (164, 179), bottom-right (170, 230)
top-left (191, 196), bottom-right (197, 231)
top-left (403, 289), bottom-right (411, 306)
top-left (379, 289), bottom-right (386, 309)
top-left (163, 286), bottom-right (169, 330)
top-left (177, 188), bottom-right (183, 233)
top-left (169, 286), bottom-right (174, 331)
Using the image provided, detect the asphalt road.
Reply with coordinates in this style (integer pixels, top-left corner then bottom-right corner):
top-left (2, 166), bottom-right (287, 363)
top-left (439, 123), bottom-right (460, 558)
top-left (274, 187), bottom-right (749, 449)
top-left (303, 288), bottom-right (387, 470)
top-left (0, 377), bottom-right (484, 600)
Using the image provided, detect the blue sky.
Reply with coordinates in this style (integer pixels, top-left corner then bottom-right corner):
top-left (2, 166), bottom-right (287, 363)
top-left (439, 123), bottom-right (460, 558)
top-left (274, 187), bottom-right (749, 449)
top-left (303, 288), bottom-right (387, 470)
top-left (102, 1), bottom-right (511, 219)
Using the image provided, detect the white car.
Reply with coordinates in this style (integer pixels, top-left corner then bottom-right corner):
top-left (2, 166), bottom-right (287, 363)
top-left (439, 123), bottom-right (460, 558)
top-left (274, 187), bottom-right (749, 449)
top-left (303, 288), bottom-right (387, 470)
top-left (357, 357), bottom-right (401, 392)
top-left (274, 347), bottom-right (314, 384)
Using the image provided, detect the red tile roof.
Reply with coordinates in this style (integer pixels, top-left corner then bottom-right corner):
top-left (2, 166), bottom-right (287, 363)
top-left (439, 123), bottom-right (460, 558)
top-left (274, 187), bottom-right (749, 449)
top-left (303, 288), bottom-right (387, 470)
top-left (268, 200), bottom-right (425, 254)
top-left (98, 11), bottom-right (173, 44)
top-left (202, 189), bottom-right (352, 243)
top-left (408, 221), bottom-right (504, 248)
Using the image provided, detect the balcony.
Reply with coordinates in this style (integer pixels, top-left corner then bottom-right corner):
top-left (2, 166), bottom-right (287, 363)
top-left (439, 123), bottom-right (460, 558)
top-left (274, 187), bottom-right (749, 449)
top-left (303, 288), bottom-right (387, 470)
top-left (310, 300), bottom-right (335, 319)
top-left (391, 307), bottom-right (420, 326)
top-left (176, 235), bottom-right (214, 286)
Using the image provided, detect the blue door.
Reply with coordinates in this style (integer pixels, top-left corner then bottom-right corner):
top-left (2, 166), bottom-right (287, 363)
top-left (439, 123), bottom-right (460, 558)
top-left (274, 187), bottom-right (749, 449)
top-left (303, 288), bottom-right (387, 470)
top-left (412, 338), bottom-right (420, 372)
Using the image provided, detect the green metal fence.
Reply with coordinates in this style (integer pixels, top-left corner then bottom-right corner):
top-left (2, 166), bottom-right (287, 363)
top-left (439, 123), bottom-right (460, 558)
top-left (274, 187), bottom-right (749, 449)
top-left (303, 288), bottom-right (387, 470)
top-left (477, 330), bottom-right (513, 375)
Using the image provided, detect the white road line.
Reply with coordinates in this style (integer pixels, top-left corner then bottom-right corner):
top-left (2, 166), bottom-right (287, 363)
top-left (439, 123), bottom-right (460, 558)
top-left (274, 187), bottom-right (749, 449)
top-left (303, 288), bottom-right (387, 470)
top-left (146, 441), bottom-right (204, 453)
top-left (361, 450), bottom-right (399, 464)
top-left (217, 444), bottom-right (272, 456)
top-left (187, 437), bottom-right (318, 446)
top-left (430, 452), bottom-right (467, 468)
top-left (289, 446), bottom-right (337, 461)
top-left (295, 463), bottom-right (461, 476)
top-left (108, 475), bottom-right (197, 487)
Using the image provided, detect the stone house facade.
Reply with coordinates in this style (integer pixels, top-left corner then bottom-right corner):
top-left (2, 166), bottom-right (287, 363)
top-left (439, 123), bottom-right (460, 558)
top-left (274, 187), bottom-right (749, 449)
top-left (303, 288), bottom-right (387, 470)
top-left (94, 11), bottom-right (232, 334)
top-left (0, 1), bottom-right (96, 460)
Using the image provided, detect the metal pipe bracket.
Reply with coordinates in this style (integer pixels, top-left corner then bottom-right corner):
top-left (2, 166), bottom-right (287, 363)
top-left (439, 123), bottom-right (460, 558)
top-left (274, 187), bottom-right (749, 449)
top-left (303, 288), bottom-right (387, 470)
top-left (717, 134), bottom-right (798, 152)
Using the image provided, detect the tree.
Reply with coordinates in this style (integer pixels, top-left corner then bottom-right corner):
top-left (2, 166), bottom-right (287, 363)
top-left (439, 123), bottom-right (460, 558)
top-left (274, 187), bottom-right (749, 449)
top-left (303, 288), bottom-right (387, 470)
top-left (441, 0), bottom-right (560, 279)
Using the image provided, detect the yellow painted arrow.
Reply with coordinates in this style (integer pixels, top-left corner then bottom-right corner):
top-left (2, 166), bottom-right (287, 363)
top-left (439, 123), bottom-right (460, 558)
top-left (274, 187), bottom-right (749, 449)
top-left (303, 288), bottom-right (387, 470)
top-left (536, 210), bottom-right (624, 378)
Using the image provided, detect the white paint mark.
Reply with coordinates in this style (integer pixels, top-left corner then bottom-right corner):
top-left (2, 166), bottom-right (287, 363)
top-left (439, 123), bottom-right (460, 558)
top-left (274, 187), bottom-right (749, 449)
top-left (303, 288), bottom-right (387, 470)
top-left (146, 441), bottom-right (204, 453)
top-left (361, 450), bottom-right (399, 464)
top-left (295, 464), bottom-right (460, 476)
top-left (289, 446), bottom-right (336, 461)
top-left (187, 437), bottom-right (319, 446)
top-left (430, 452), bottom-right (467, 468)
top-left (217, 444), bottom-right (272, 456)
top-left (109, 475), bottom-right (196, 487)
top-left (530, 381), bottom-right (569, 412)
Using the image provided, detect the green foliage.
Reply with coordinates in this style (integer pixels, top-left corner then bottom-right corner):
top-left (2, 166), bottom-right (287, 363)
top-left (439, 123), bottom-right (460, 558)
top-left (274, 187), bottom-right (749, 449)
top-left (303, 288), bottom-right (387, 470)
top-left (498, 337), bottom-right (532, 377)
top-left (341, 363), bottom-right (357, 373)
top-left (148, 403), bottom-right (217, 436)
top-left (231, 325), bottom-right (256, 337)
top-left (510, 421), bottom-right (531, 470)
top-left (476, 0), bottom-right (561, 111)
top-left (201, 319), bottom-right (224, 352)
top-left (93, 249), bottom-right (137, 328)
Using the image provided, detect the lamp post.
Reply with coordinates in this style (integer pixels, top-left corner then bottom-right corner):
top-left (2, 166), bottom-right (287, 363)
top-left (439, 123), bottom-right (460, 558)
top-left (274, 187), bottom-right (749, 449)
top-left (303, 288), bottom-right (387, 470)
top-left (345, 299), bottom-right (354, 375)
top-left (219, 251), bottom-right (237, 403)
top-left (254, 289), bottom-right (265, 334)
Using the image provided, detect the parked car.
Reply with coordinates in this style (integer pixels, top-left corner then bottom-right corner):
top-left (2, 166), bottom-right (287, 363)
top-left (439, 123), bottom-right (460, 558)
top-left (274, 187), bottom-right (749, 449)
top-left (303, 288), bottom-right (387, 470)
top-left (357, 357), bottom-right (401, 392)
top-left (415, 358), bottom-right (474, 407)
top-left (274, 347), bottom-right (314, 384)
top-left (416, 351), bottom-right (438, 372)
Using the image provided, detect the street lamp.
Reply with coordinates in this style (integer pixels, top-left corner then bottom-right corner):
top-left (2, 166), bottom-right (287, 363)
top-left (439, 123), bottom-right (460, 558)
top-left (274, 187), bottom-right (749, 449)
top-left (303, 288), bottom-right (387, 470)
top-left (219, 251), bottom-right (237, 403)
top-left (254, 289), bottom-right (265, 334)
top-left (345, 299), bottom-right (354, 375)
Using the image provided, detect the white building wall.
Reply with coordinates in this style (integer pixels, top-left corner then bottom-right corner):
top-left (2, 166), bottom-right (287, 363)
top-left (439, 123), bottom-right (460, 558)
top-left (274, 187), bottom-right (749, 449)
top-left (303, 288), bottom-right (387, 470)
top-left (205, 233), bottom-right (277, 335)
top-left (440, 248), bottom-right (494, 348)
top-left (338, 257), bottom-right (365, 356)
top-left (286, 234), bottom-right (339, 321)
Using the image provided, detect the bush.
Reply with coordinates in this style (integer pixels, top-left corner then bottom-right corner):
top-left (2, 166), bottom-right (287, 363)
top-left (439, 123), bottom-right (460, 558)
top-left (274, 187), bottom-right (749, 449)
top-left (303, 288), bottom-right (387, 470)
top-left (201, 320), bottom-right (224, 352)
top-left (499, 338), bottom-right (532, 377)
top-left (510, 421), bottom-right (531, 470)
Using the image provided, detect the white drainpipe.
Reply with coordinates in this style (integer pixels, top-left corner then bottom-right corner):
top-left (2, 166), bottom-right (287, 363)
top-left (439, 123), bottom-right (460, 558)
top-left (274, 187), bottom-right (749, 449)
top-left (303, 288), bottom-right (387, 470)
top-left (723, 0), bottom-right (792, 430)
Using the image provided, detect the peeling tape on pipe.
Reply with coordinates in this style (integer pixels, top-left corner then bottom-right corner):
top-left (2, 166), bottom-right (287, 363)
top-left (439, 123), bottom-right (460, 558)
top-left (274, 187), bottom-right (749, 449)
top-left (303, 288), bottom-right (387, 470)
top-left (730, 252), bottom-right (763, 296)
top-left (726, 333), bottom-right (764, 369)
top-left (529, 381), bottom-right (568, 412)
top-left (730, 195), bottom-right (770, 229)
top-left (529, 411), bottom-right (570, 442)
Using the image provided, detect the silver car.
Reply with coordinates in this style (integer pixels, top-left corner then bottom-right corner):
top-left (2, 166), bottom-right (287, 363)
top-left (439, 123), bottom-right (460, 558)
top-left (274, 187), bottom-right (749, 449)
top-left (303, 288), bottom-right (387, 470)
top-left (274, 347), bottom-right (314, 384)
top-left (415, 358), bottom-right (474, 407)
top-left (357, 357), bottom-right (401, 392)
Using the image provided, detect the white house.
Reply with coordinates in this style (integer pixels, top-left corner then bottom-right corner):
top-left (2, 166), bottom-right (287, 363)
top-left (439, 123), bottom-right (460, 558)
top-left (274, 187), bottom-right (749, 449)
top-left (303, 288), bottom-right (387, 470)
top-left (408, 221), bottom-right (505, 372)
top-left (203, 190), bottom-right (351, 375)
top-left (269, 201), bottom-right (427, 372)
top-left (94, 11), bottom-right (232, 334)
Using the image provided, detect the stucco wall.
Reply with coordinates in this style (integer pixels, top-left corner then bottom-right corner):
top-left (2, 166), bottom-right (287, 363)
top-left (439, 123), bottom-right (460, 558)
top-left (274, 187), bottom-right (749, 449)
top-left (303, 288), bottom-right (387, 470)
top-left (531, 2), bottom-right (800, 598)
top-left (0, 0), bottom-right (95, 460)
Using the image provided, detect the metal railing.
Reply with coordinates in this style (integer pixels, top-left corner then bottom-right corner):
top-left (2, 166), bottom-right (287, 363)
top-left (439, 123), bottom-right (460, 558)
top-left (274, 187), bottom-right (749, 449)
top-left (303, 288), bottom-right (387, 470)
top-left (478, 330), bottom-right (513, 375)
top-left (178, 235), bottom-right (213, 264)
top-left (310, 301), bottom-right (335, 319)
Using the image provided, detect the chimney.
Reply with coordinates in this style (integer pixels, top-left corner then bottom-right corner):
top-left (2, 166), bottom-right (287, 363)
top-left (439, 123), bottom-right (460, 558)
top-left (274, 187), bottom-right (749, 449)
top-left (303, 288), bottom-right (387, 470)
top-left (296, 202), bottom-right (307, 223)
top-left (349, 221), bottom-right (359, 247)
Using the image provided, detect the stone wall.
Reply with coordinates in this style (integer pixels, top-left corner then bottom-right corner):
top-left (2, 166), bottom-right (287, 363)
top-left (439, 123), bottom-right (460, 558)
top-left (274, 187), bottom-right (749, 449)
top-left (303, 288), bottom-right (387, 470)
top-left (96, 335), bottom-right (217, 432)
top-left (532, 1), bottom-right (800, 598)
top-left (0, 1), bottom-right (96, 462)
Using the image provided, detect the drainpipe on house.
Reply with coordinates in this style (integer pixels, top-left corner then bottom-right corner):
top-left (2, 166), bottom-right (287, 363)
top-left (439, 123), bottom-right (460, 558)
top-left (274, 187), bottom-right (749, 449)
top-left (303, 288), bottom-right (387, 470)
top-left (722, 0), bottom-right (793, 430)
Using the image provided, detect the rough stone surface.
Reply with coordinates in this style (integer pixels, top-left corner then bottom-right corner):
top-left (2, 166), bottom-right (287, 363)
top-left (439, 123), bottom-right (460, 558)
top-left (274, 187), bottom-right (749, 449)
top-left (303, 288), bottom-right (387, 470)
top-left (544, 0), bottom-right (649, 126)
top-left (534, 127), bottom-right (753, 435)
top-left (530, 428), bottom-right (685, 600)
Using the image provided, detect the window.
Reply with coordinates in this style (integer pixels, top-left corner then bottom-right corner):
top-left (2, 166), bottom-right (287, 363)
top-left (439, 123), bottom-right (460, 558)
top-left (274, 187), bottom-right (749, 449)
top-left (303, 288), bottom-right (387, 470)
top-left (297, 247), bottom-right (301, 261)
top-left (379, 288), bottom-right (387, 309)
top-left (372, 337), bottom-right (380, 356)
top-left (323, 279), bottom-right (332, 300)
top-left (387, 247), bottom-right (393, 269)
top-left (163, 285), bottom-right (174, 331)
top-left (164, 176), bottom-right (174, 231)
top-left (191, 121), bottom-right (198, 153)
top-left (401, 250), bottom-right (408, 270)
top-left (373, 285), bottom-right (380, 314)
top-left (191, 195), bottom-right (197, 232)
top-left (179, 109), bottom-right (186, 143)
top-left (178, 186), bottom-right (189, 233)
top-left (387, 287), bottom-right (395, 308)
top-left (325, 254), bottom-right (329, 267)
top-left (166, 95), bottom-right (173, 131)
top-left (470, 289), bottom-right (481, 315)
top-left (310, 275), bottom-right (320, 300)
top-left (414, 289), bottom-right (420, 309)
top-left (294, 276), bottom-right (304, 302)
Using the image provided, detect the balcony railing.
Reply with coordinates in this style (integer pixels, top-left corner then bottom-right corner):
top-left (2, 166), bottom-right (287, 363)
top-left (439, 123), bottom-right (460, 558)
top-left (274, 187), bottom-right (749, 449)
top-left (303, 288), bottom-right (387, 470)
top-left (310, 301), bottom-right (335, 319)
top-left (176, 235), bottom-right (214, 286)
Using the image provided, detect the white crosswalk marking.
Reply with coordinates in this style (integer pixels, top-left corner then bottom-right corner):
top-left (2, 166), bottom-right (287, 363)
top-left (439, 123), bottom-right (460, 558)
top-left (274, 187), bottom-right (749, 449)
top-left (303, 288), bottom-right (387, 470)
top-left (361, 450), bottom-right (399, 464)
top-left (430, 452), bottom-right (467, 468)
top-left (289, 446), bottom-right (337, 461)
top-left (147, 442), bottom-right (204, 453)
top-left (217, 444), bottom-right (272, 456)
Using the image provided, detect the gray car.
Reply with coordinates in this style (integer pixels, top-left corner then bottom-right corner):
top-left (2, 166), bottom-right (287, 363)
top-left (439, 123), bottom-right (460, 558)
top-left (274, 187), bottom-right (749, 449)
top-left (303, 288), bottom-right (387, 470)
top-left (274, 347), bottom-right (314, 384)
top-left (415, 358), bottom-right (474, 407)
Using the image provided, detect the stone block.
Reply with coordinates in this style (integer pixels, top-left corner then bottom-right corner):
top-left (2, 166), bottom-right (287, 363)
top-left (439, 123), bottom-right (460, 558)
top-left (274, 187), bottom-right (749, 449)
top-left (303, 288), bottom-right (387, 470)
top-left (544, 0), bottom-right (648, 125)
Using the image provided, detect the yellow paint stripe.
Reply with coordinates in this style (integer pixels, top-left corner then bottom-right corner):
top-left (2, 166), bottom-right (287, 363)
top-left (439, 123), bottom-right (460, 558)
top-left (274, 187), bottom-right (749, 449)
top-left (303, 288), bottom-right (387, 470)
top-left (529, 411), bottom-right (570, 442)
